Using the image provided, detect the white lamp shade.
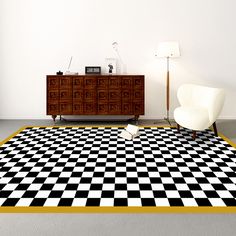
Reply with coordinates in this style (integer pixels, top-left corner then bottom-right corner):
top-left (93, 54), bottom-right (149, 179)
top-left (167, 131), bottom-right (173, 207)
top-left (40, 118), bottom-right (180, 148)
top-left (157, 42), bottom-right (180, 58)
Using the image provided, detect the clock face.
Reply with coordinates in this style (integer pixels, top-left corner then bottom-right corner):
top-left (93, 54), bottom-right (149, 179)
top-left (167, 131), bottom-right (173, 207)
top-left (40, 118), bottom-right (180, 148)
top-left (85, 66), bottom-right (101, 74)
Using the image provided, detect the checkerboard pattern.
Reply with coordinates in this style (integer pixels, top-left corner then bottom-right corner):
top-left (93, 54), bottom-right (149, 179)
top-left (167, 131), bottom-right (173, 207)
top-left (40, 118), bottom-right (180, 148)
top-left (0, 127), bottom-right (236, 207)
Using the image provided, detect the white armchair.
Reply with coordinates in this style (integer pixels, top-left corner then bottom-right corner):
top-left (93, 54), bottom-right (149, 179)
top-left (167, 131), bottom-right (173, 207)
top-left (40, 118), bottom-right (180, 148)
top-left (174, 84), bottom-right (225, 139)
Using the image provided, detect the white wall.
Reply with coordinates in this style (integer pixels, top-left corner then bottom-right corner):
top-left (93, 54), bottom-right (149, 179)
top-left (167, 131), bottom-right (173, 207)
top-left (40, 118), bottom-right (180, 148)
top-left (0, 0), bottom-right (236, 119)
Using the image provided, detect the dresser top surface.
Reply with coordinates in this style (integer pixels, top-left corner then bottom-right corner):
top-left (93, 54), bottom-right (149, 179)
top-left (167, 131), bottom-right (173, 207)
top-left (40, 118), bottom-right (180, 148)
top-left (47, 74), bottom-right (144, 77)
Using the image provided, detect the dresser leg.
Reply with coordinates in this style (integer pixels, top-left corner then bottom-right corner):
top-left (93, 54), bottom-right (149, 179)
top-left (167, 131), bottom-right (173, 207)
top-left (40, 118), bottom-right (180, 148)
top-left (52, 115), bottom-right (57, 123)
top-left (134, 115), bottom-right (139, 125)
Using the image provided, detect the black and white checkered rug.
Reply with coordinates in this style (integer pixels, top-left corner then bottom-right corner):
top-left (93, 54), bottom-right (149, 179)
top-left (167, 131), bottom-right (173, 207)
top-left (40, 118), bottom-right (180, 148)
top-left (0, 126), bottom-right (236, 208)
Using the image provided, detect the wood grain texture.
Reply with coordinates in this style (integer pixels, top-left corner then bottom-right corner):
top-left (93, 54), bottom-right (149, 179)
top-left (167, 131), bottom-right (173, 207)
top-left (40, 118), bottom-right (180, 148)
top-left (47, 75), bottom-right (145, 119)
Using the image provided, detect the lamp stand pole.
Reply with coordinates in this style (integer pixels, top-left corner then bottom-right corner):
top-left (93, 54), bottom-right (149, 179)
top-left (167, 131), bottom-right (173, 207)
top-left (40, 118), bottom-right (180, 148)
top-left (164, 57), bottom-right (171, 125)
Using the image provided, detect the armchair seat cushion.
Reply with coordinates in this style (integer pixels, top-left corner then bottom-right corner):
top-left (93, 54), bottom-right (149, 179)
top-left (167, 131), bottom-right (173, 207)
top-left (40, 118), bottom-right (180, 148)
top-left (174, 106), bottom-right (210, 131)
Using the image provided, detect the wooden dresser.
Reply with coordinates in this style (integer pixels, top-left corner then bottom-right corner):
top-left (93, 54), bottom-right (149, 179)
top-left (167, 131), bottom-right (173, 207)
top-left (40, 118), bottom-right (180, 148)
top-left (47, 75), bottom-right (145, 121)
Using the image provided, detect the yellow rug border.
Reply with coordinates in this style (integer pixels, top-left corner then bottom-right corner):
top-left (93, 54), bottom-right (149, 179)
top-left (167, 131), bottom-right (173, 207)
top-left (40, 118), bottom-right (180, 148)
top-left (0, 125), bottom-right (235, 213)
top-left (1, 206), bottom-right (236, 214)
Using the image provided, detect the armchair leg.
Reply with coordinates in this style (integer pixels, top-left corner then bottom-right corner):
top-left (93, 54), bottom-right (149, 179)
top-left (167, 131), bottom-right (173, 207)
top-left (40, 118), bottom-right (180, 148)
top-left (192, 131), bottom-right (196, 140)
top-left (177, 123), bottom-right (180, 132)
top-left (212, 122), bottom-right (218, 136)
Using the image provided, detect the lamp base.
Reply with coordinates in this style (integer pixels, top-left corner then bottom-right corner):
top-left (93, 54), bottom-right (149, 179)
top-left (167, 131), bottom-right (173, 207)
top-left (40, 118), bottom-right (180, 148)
top-left (164, 117), bottom-right (172, 126)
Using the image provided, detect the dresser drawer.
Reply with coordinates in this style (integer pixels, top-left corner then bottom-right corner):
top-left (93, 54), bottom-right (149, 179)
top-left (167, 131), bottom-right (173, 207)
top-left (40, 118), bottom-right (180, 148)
top-left (122, 103), bottom-right (133, 114)
top-left (73, 102), bottom-right (83, 114)
top-left (73, 90), bottom-right (83, 101)
top-left (59, 102), bottom-right (72, 114)
top-left (121, 77), bottom-right (133, 88)
top-left (47, 77), bottom-right (59, 89)
top-left (109, 90), bottom-right (121, 101)
top-left (97, 103), bottom-right (108, 114)
top-left (84, 77), bottom-right (96, 88)
top-left (48, 90), bottom-right (59, 100)
top-left (109, 77), bottom-right (121, 89)
top-left (133, 102), bottom-right (144, 115)
top-left (133, 76), bottom-right (144, 89)
top-left (133, 90), bottom-right (144, 101)
top-left (73, 77), bottom-right (84, 88)
top-left (84, 89), bottom-right (96, 101)
top-left (47, 102), bottom-right (59, 115)
top-left (109, 102), bottom-right (121, 114)
top-left (60, 77), bottom-right (72, 88)
top-left (97, 77), bottom-right (108, 89)
top-left (122, 90), bottom-right (132, 101)
top-left (60, 89), bottom-right (72, 101)
top-left (98, 90), bottom-right (108, 101)
top-left (84, 102), bottom-right (97, 114)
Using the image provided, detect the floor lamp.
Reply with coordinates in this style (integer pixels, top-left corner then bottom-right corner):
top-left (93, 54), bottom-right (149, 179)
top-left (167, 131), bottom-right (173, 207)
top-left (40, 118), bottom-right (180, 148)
top-left (156, 42), bottom-right (180, 125)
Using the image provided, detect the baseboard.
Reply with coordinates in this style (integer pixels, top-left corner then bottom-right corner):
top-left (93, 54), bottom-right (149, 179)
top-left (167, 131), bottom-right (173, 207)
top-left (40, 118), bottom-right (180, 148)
top-left (0, 116), bottom-right (236, 120)
top-left (140, 117), bottom-right (236, 120)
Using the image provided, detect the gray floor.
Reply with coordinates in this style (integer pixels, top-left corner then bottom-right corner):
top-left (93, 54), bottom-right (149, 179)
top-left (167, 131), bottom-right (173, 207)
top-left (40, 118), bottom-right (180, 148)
top-left (0, 119), bottom-right (236, 236)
